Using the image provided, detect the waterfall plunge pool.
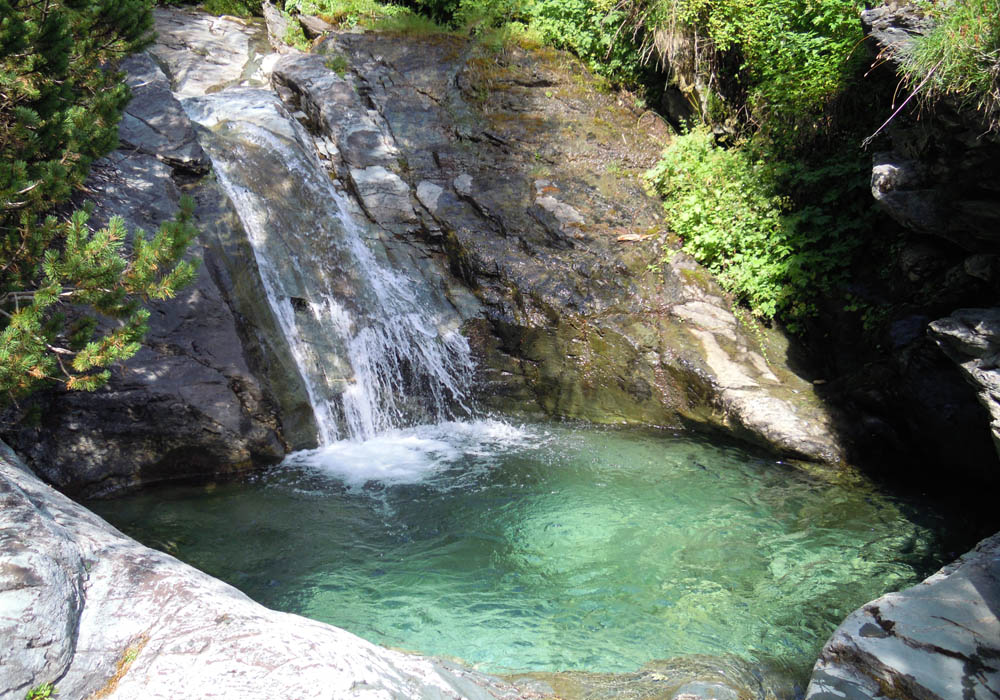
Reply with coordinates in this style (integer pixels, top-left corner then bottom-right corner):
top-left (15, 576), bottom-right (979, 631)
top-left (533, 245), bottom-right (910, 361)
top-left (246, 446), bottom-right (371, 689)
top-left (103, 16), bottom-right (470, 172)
top-left (88, 420), bottom-right (973, 687)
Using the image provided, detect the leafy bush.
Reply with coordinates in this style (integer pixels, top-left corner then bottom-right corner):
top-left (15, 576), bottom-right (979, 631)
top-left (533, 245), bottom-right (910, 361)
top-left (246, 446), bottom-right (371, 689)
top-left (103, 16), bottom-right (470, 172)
top-left (204, 0), bottom-right (263, 16)
top-left (643, 0), bottom-right (866, 131)
top-left (0, 0), bottom-right (198, 401)
top-left (646, 128), bottom-right (790, 318)
top-left (524, 0), bottom-right (645, 83)
top-left (900, 0), bottom-right (1000, 130)
top-left (645, 127), bottom-right (866, 327)
top-left (285, 0), bottom-right (433, 29)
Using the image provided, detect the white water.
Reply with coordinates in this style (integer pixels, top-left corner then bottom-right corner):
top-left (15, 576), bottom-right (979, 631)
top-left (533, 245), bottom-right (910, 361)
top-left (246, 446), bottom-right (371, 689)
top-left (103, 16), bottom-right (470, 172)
top-left (182, 89), bottom-right (474, 444)
top-left (282, 419), bottom-right (539, 489)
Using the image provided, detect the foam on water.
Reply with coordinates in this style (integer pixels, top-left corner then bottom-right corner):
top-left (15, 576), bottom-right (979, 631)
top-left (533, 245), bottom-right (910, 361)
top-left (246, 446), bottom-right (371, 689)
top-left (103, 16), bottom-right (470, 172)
top-left (282, 419), bottom-right (540, 488)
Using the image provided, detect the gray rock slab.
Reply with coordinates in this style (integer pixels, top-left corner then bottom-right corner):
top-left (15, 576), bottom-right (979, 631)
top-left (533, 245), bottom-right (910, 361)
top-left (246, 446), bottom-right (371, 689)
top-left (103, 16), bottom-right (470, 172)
top-left (805, 532), bottom-right (1000, 700)
top-left (930, 308), bottom-right (1000, 461)
top-left (299, 13), bottom-right (335, 39)
top-left (117, 53), bottom-right (209, 173)
top-left (149, 7), bottom-right (272, 97)
top-left (0, 444), bottom-right (536, 700)
top-left (1, 148), bottom-right (288, 496)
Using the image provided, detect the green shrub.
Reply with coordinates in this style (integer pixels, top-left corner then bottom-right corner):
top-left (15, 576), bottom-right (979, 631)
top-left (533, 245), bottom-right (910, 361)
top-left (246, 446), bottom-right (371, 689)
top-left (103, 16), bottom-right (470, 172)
top-left (646, 128), bottom-right (790, 318)
top-left (201, 0), bottom-right (261, 15)
top-left (900, 0), bottom-right (1000, 129)
top-left (645, 127), bottom-right (866, 327)
top-left (286, 0), bottom-right (432, 29)
top-left (644, 0), bottom-right (866, 132)
top-left (25, 683), bottom-right (55, 700)
top-left (524, 0), bottom-right (645, 84)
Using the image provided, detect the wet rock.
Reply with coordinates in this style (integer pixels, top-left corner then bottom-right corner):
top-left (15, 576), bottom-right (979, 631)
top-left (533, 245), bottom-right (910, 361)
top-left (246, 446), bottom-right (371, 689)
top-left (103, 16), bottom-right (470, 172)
top-left (929, 308), bottom-right (1000, 460)
top-left (270, 33), bottom-right (846, 462)
top-left (0, 443), bottom-right (537, 700)
top-left (806, 532), bottom-right (1000, 700)
top-left (0, 147), bottom-right (293, 497)
top-left (0, 37), bottom-right (316, 496)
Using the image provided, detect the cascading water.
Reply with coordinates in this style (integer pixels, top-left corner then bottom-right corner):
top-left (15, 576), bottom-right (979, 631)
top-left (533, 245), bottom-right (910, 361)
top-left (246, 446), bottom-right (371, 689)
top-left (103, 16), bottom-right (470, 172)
top-left (182, 89), bottom-right (473, 444)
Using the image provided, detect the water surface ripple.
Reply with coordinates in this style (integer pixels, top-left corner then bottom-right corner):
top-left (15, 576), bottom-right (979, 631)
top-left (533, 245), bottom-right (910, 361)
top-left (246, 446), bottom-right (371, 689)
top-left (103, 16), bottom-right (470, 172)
top-left (90, 421), bottom-right (964, 681)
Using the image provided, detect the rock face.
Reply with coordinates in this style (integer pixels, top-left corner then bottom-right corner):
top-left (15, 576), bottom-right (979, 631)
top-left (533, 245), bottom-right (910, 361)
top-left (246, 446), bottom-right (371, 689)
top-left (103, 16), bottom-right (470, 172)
top-left (0, 22), bottom-right (316, 497)
top-left (3, 6), bottom-right (851, 497)
top-left (805, 532), bottom-right (1000, 700)
top-left (929, 309), bottom-right (1000, 459)
top-left (853, 4), bottom-right (1000, 481)
top-left (270, 34), bottom-right (845, 463)
top-left (863, 5), bottom-right (1000, 253)
top-left (0, 443), bottom-right (534, 700)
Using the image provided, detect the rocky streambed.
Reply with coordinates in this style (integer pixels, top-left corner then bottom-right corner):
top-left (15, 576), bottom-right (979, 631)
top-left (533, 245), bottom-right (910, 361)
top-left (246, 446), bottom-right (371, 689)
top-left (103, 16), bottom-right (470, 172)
top-left (1, 6), bottom-right (999, 700)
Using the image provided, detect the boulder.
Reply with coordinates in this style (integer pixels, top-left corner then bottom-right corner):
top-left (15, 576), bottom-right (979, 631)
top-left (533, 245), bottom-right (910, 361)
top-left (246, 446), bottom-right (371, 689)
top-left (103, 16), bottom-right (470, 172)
top-left (0, 443), bottom-right (533, 700)
top-left (805, 531), bottom-right (1000, 700)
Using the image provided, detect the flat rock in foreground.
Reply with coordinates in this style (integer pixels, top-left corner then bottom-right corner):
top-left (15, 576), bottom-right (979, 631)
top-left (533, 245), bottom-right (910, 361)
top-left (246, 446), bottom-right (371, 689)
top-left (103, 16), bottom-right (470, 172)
top-left (0, 444), bottom-right (534, 700)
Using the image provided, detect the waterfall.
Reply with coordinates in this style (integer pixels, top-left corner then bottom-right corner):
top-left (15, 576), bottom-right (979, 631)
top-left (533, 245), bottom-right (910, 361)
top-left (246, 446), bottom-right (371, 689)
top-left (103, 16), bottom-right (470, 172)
top-left (182, 88), bottom-right (473, 444)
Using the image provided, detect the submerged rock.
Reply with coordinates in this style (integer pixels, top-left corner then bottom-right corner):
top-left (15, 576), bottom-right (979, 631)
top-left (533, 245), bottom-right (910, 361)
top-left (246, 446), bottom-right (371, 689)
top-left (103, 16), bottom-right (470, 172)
top-left (805, 532), bottom-right (1000, 700)
top-left (512, 654), bottom-right (798, 700)
top-left (0, 443), bottom-right (536, 700)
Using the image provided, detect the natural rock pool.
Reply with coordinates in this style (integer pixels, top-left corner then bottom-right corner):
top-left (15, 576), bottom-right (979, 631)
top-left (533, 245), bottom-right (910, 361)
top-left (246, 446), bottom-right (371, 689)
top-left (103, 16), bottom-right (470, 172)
top-left (88, 421), bottom-right (969, 686)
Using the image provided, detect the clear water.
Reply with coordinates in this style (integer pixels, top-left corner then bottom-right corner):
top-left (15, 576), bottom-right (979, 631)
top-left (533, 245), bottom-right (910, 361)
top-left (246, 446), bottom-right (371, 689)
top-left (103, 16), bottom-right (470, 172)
top-left (89, 421), bottom-right (964, 682)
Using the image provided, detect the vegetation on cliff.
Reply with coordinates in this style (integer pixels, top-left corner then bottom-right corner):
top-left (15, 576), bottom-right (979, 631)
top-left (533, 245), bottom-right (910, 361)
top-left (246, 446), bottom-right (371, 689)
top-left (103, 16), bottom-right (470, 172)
top-left (639, 0), bottom-right (876, 329)
top-left (0, 0), bottom-right (198, 402)
top-left (900, 0), bottom-right (1000, 131)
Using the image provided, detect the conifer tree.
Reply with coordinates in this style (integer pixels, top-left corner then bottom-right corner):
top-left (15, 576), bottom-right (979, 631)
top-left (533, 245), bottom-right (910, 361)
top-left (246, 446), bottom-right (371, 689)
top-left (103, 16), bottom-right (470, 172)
top-left (0, 0), bottom-right (198, 401)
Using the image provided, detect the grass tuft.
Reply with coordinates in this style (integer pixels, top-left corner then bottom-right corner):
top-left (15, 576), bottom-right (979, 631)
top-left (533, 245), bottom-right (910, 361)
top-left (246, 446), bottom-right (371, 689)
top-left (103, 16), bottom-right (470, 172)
top-left (900, 0), bottom-right (1000, 130)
